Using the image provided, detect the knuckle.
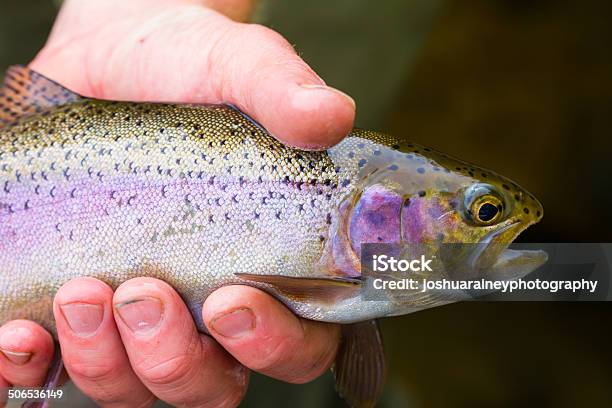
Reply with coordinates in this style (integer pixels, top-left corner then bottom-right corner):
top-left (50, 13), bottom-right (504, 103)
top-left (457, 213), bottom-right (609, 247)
top-left (137, 333), bottom-right (202, 386)
top-left (253, 335), bottom-right (296, 372)
top-left (138, 354), bottom-right (194, 385)
top-left (66, 361), bottom-right (116, 382)
top-left (240, 23), bottom-right (287, 45)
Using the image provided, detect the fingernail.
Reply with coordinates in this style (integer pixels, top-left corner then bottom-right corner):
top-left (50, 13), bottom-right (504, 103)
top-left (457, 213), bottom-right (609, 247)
top-left (211, 308), bottom-right (255, 339)
top-left (299, 83), bottom-right (356, 109)
top-left (115, 297), bottom-right (163, 334)
top-left (60, 302), bottom-right (104, 337)
top-left (0, 326), bottom-right (33, 365)
top-left (0, 349), bottom-right (31, 365)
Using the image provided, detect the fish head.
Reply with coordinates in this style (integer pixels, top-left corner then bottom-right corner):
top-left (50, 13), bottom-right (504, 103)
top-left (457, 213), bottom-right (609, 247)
top-left (336, 138), bottom-right (546, 283)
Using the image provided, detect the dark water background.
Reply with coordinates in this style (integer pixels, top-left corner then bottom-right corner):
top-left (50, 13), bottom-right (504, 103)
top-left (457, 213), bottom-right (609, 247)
top-left (2, 0), bottom-right (612, 407)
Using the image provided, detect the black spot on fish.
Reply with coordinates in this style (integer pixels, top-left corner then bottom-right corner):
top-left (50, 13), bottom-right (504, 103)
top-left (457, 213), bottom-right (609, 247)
top-left (523, 208), bottom-right (530, 214)
top-left (536, 210), bottom-right (541, 217)
top-left (417, 167), bottom-right (425, 174)
top-left (502, 184), bottom-right (510, 190)
top-left (388, 164), bottom-right (398, 171)
top-left (358, 159), bottom-right (366, 168)
top-left (418, 190), bottom-right (426, 197)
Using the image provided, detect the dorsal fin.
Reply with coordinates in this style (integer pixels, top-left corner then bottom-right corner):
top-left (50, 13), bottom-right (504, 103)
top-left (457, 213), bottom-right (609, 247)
top-left (0, 65), bottom-right (82, 128)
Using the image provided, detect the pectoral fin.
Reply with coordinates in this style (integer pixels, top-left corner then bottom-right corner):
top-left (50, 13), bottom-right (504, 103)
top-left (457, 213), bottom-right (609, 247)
top-left (0, 65), bottom-right (82, 128)
top-left (235, 273), bottom-right (361, 303)
top-left (333, 320), bottom-right (386, 408)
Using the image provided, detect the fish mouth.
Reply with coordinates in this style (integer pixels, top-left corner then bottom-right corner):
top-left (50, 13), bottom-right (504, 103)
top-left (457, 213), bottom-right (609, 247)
top-left (468, 218), bottom-right (548, 281)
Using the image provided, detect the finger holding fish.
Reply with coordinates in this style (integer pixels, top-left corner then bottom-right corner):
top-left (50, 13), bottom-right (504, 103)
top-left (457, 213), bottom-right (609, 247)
top-left (112, 277), bottom-right (248, 408)
top-left (53, 277), bottom-right (155, 407)
top-left (0, 320), bottom-right (54, 388)
top-left (203, 285), bottom-right (340, 384)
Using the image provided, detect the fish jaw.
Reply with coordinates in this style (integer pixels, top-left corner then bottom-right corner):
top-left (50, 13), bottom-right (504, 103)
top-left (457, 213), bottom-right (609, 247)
top-left (487, 247), bottom-right (548, 281)
top-left (470, 219), bottom-right (548, 281)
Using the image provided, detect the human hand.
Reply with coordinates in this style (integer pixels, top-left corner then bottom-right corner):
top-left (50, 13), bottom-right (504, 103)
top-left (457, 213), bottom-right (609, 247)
top-left (29, 0), bottom-right (355, 150)
top-left (1, 0), bottom-right (349, 406)
top-left (1, 278), bottom-right (340, 407)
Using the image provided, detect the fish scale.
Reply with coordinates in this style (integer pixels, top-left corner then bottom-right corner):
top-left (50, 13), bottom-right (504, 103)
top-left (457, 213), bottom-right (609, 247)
top-left (0, 99), bottom-right (363, 331)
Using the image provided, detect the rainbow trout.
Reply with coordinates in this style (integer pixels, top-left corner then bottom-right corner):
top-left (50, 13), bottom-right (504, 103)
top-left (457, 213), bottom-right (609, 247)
top-left (0, 66), bottom-right (546, 407)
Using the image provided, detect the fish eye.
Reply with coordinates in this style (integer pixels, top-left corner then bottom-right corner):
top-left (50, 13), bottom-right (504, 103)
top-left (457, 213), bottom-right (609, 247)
top-left (463, 184), bottom-right (506, 226)
top-left (472, 195), bottom-right (503, 225)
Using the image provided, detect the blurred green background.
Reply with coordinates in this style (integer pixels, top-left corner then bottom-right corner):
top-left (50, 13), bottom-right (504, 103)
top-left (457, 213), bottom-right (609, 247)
top-left (2, 0), bottom-right (612, 407)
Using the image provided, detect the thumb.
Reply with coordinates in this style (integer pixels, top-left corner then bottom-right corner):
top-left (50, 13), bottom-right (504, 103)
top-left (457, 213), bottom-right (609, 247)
top-left (209, 22), bottom-right (356, 149)
top-left (32, 5), bottom-right (355, 150)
